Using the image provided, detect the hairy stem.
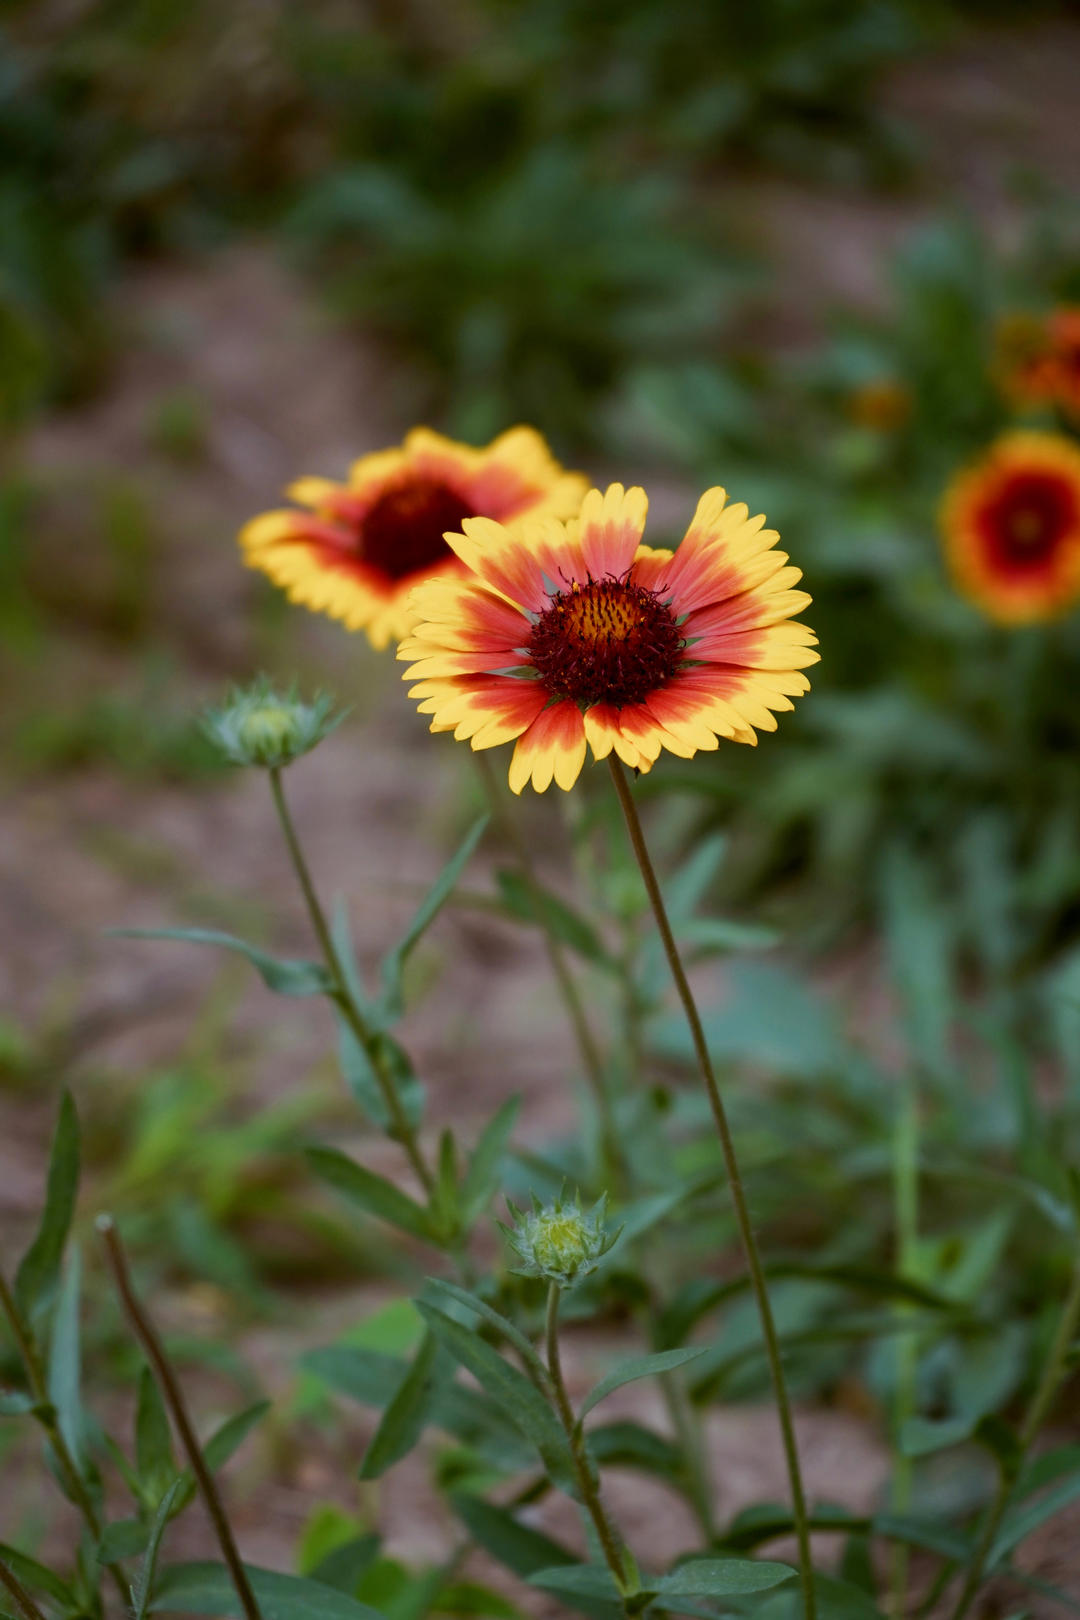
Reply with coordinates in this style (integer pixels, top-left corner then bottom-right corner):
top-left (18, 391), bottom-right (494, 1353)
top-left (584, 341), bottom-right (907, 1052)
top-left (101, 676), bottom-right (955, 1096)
top-left (98, 1217), bottom-right (262, 1620)
top-left (0, 1557), bottom-right (48, 1620)
top-left (268, 766), bottom-right (434, 1197)
top-left (0, 1270), bottom-right (130, 1609)
top-left (474, 753), bottom-right (624, 1187)
top-left (608, 757), bottom-right (815, 1620)
top-left (949, 1257), bottom-right (1080, 1620)
top-left (545, 1284), bottom-right (637, 1613)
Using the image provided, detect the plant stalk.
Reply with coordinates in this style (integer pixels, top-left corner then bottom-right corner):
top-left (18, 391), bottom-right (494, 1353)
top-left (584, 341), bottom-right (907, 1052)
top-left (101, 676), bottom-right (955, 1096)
top-left (0, 1557), bottom-right (48, 1620)
top-left (268, 766), bottom-right (435, 1197)
top-left (545, 1283), bottom-right (637, 1614)
top-left (608, 757), bottom-right (815, 1620)
top-left (949, 1257), bottom-right (1080, 1620)
top-left (97, 1216), bottom-right (263, 1620)
top-left (890, 1073), bottom-right (920, 1616)
top-left (474, 752), bottom-right (624, 1187)
top-left (0, 1270), bottom-right (130, 1609)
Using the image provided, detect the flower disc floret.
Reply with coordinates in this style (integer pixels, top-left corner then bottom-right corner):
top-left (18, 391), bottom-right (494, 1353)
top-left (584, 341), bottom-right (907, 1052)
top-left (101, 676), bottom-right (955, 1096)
top-left (399, 481), bottom-right (818, 793)
top-left (239, 427), bottom-right (588, 650)
top-left (202, 677), bottom-right (343, 770)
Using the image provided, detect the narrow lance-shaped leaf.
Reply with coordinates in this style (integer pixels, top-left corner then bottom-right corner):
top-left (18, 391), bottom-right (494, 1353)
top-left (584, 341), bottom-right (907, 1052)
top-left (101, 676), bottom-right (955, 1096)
top-left (172, 1399), bottom-right (271, 1515)
top-left (111, 928), bottom-right (331, 996)
top-left (415, 1301), bottom-right (576, 1492)
top-left (423, 1278), bottom-right (550, 1390)
top-left (132, 1478), bottom-right (183, 1620)
top-left (460, 1096), bottom-right (520, 1227)
top-left (380, 815), bottom-right (489, 1019)
top-left (48, 1245), bottom-right (86, 1471)
top-left (306, 1146), bottom-right (434, 1244)
top-left (136, 1364), bottom-right (175, 1487)
top-left (152, 1562), bottom-right (386, 1619)
top-left (655, 1560), bottom-right (796, 1598)
top-left (359, 1331), bottom-right (440, 1480)
top-left (578, 1347), bottom-right (707, 1422)
top-left (15, 1090), bottom-right (79, 1319)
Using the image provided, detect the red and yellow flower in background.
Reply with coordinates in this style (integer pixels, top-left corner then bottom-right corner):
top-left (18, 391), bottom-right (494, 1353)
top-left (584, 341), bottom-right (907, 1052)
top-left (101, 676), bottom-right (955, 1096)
top-left (239, 427), bottom-right (588, 649)
top-left (996, 308), bottom-right (1080, 417)
top-left (941, 431), bottom-right (1080, 625)
top-left (399, 483), bottom-right (818, 794)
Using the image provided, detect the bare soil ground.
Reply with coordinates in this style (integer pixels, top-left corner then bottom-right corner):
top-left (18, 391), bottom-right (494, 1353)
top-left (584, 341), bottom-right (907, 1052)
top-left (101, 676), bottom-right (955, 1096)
top-left (3, 14), bottom-right (1080, 1608)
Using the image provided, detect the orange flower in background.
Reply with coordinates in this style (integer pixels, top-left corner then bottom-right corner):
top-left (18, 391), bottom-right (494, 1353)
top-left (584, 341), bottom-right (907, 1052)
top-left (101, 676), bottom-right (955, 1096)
top-left (399, 483), bottom-right (818, 794)
top-left (239, 427), bottom-right (588, 649)
top-left (996, 308), bottom-right (1080, 416)
top-left (942, 432), bottom-right (1080, 625)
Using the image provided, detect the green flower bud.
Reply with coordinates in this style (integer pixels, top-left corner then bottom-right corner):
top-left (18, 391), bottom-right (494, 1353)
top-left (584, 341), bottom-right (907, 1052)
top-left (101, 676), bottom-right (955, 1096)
top-left (500, 1192), bottom-right (621, 1289)
top-left (202, 676), bottom-right (344, 770)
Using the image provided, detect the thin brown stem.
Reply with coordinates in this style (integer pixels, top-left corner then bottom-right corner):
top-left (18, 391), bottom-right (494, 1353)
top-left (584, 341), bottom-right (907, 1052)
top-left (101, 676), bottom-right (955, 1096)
top-left (268, 767), bottom-right (434, 1197)
top-left (473, 753), bottom-right (624, 1186)
top-left (545, 1284), bottom-right (636, 1613)
top-left (0, 1557), bottom-right (48, 1620)
top-left (0, 1271), bottom-right (130, 1609)
top-left (97, 1217), bottom-right (262, 1620)
top-left (949, 1258), bottom-right (1080, 1620)
top-left (608, 757), bottom-right (815, 1620)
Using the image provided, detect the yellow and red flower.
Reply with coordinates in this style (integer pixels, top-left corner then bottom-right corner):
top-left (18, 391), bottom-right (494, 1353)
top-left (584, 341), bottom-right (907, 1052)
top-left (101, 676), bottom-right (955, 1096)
top-left (941, 431), bottom-right (1080, 624)
top-left (239, 427), bottom-right (588, 649)
top-left (399, 483), bottom-right (818, 794)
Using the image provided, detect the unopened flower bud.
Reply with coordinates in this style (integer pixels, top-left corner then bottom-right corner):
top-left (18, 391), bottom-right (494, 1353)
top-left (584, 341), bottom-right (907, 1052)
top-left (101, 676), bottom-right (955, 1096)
top-left (202, 676), bottom-right (343, 770)
top-left (500, 1192), bottom-right (621, 1288)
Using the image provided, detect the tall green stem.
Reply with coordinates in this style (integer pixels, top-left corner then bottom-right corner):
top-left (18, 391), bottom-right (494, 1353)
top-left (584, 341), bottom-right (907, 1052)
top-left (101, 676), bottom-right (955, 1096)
top-left (98, 1216), bottom-right (263, 1620)
top-left (473, 753), bottom-right (624, 1187)
top-left (607, 758), bottom-right (815, 1619)
top-left (0, 1271), bottom-right (130, 1610)
top-left (268, 767), bottom-right (435, 1198)
top-left (0, 1557), bottom-right (48, 1620)
top-left (890, 1074), bottom-right (920, 1616)
top-left (949, 1257), bottom-right (1080, 1620)
top-left (545, 1283), bottom-right (637, 1613)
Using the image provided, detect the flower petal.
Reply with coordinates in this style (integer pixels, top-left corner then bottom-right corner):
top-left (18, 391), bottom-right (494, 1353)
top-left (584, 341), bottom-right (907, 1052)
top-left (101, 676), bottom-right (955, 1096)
top-left (508, 702), bottom-right (588, 794)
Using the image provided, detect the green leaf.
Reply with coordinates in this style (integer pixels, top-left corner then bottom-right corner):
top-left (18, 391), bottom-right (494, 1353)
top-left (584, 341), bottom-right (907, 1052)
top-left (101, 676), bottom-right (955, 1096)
top-left (990, 1471), bottom-right (1080, 1567)
top-left (172, 1399), bottom-right (271, 1514)
top-left (307, 1147), bottom-right (433, 1244)
top-left (434, 1581), bottom-right (521, 1618)
top-left (359, 1332), bottom-right (440, 1480)
top-left (14, 1090), bottom-right (79, 1318)
top-left (449, 1496), bottom-right (623, 1620)
top-left (494, 869), bottom-right (612, 968)
top-left (656, 1560), bottom-right (795, 1598)
top-left (587, 1422), bottom-right (685, 1484)
top-left (898, 1415), bottom-right (973, 1458)
top-left (460, 1098), bottom-right (520, 1228)
top-left (98, 1517), bottom-right (151, 1560)
top-left (0, 1392), bottom-right (35, 1417)
top-left (152, 1562), bottom-right (386, 1619)
top-left (133, 1479), bottom-right (183, 1620)
top-left (47, 1245), bottom-right (85, 1470)
top-left (415, 1303), bottom-right (575, 1491)
top-left (872, 1514), bottom-right (971, 1561)
top-left (0, 1543), bottom-right (75, 1606)
top-left (380, 816), bottom-right (488, 1018)
top-left (422, 1279), bottom-right (549, 1390)
top-left (338, 1024), bottom-right (424, 1133)
top-left (113, 928), bottom-right (331, 996)
top-left (578, 1348), bottom-right (705, 1421)
top-left (136, 1365), bottom-right (175, 1485)
top-left (310, 1535), bottom-right (381, 1595)
top-left (528, 1566), bottom-right (624, 1600)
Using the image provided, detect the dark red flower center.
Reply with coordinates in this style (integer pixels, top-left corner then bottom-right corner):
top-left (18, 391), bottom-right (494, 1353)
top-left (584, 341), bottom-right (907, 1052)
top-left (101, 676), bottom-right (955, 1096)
top-left (980, 471), bottom-right (1078, 571)
top-left (360, 478), bottom-right (476, 582)
top-left (528, 576), bottom-right (684, 708)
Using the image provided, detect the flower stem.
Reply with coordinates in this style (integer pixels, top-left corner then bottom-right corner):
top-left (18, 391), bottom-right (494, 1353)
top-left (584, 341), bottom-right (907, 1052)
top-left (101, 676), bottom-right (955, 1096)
top-left (0, 1557), bottom-right (48, 1620)
top-left (0, 1270), bottom-right (130, 1609)
top-left (545, 1283), bottom-right (637, 1612)
top-left (948, 1255), bottom-right (1080, 1620)
top-left (473, 753), bottom-right (624, 1187)
top-left (97, 1215), bottom-right (262, 1620)
top-left (268, 766), bottom-right (435, 1198)
top-left (890, 1074), bottom-right (920, 1616)
top-left (607, 758), bottom-right (815, 1619)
